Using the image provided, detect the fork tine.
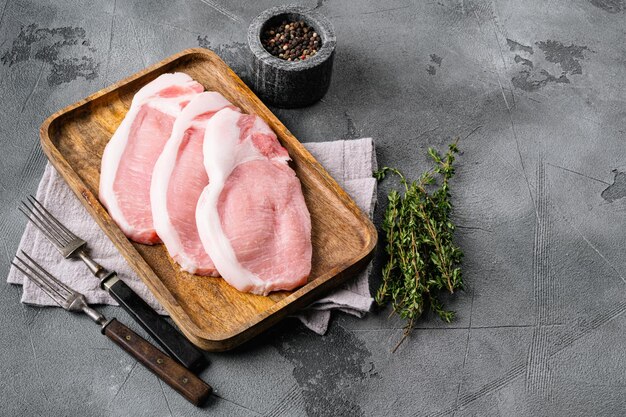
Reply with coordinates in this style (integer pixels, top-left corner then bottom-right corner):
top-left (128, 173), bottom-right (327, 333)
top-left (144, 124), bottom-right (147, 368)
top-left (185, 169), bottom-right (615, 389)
top-left (19, 251), bottom-right (74, 296)
top-left (18, 204), bottom-right (65, 247)
top-left (12, 257), bottom-right (68, 306)
top-left (29, 196), bottom-right (76, 242)
top-left (24, 197), bottom-right (72, 245)
top-left (21, 197), bottom-right (72, 246)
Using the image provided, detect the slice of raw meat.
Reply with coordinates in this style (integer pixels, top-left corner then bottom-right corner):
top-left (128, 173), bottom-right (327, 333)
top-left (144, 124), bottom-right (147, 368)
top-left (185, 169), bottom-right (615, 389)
top-left (99, 72), bottom-right (204, 244)
top-left (196, 108), bottom-right (312, 295)
top-left (150, 92), bottom-right (236, 275)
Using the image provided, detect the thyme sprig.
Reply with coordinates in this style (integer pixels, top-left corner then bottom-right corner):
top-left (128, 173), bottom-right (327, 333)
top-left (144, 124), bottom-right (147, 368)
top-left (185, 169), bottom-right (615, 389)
top-left (374, 141), bottom-right (463, 349)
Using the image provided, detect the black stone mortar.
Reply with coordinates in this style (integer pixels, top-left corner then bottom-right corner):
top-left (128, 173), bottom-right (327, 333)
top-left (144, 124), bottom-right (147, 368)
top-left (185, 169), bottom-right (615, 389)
top-left (247, 5), bottom-right (336, 108)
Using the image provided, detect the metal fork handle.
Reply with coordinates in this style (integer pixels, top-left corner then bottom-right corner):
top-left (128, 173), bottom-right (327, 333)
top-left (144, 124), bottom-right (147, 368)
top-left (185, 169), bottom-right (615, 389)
top-left (77, 250), bottom-right (108, 279)
top-left (12, 250), bottom-right (210, 405)
top-left (76, 250), bottom-right (207, 372)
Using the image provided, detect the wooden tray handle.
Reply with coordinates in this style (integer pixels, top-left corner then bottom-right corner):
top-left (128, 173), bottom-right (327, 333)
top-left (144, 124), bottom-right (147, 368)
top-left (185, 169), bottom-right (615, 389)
top-left (103, 319), bottom-right (212, 406)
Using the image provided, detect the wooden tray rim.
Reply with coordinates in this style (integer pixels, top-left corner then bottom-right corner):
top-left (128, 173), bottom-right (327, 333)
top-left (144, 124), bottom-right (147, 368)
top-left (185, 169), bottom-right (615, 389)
top-left (39, 48), bottom-right (378, 349)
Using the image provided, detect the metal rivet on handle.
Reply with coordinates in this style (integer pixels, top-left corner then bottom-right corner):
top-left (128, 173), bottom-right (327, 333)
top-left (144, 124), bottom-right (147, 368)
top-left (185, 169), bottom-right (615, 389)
top-left (156, 358), bottom-right (164, 364)
top-left (125, 335), bottom-right (131, 341)
top-left (182, 378), bottom-right (188, 384)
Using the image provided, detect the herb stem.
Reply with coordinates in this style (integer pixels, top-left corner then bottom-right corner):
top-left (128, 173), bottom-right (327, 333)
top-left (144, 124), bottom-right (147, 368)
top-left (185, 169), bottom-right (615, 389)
top-left (374, 141), bottom-right (464, 349)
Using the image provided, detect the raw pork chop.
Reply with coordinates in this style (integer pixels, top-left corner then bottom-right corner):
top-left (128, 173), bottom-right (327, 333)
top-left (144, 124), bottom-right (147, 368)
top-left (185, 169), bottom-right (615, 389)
top-left (196, 108), bottom-right (312, 295)
top-left (99, 72), bottom-right (203, 244)
top-left (151, 92), bottom-right (236, 275)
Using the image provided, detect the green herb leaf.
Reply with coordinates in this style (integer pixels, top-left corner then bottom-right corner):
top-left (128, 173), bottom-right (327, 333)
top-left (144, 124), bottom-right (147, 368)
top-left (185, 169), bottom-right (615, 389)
top-left (374, 140), bottom-right (463, 350)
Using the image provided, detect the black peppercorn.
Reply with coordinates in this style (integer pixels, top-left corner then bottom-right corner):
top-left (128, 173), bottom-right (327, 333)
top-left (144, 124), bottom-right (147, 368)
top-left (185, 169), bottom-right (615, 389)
top-left (260, 19), bottom-right (322, 62)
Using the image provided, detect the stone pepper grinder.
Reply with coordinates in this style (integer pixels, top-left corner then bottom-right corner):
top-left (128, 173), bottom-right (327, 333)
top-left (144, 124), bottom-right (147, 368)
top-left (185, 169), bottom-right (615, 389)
top-left (247, 5), bottom-right (336, 108)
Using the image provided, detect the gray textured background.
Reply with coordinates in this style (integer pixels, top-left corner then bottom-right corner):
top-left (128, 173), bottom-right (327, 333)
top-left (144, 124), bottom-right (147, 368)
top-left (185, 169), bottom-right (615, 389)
top-left (1, 0), bottom-right (625, 416)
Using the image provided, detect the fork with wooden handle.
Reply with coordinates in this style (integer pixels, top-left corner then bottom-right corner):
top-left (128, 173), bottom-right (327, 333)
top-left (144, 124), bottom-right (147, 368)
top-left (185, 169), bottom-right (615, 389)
top-left (19, 196), bottom-right (207, 373)
top-left (12, 251), bottom-right (212, 406)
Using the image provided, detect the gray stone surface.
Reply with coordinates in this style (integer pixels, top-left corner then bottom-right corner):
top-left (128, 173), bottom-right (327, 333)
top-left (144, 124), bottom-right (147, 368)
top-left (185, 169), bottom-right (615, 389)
top-left (1, 0), bottom-right (625, 416)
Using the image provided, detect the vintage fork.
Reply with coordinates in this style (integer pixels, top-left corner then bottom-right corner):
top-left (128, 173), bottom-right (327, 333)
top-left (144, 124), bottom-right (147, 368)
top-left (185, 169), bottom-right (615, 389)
top-left (19, 196), bottom-right (207, 372)
top-left (12, 252), bottom-right (211, 406)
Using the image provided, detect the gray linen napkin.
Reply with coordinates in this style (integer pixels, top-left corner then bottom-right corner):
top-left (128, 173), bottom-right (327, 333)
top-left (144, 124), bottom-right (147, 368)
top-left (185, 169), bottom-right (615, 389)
top-left (7, 138), bottom-right (377, 334)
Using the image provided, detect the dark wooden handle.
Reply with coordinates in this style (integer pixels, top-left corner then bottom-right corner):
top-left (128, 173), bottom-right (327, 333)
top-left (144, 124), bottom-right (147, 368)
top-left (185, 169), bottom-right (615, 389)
top-left (106, 278), bottom-right (207, 372)
top-left (103, 319), bottom-right (212, 406)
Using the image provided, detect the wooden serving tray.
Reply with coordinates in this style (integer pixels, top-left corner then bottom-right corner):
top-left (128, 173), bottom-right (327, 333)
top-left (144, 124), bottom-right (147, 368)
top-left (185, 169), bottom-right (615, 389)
top-left (40, 48), bottom-right (377, 351)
